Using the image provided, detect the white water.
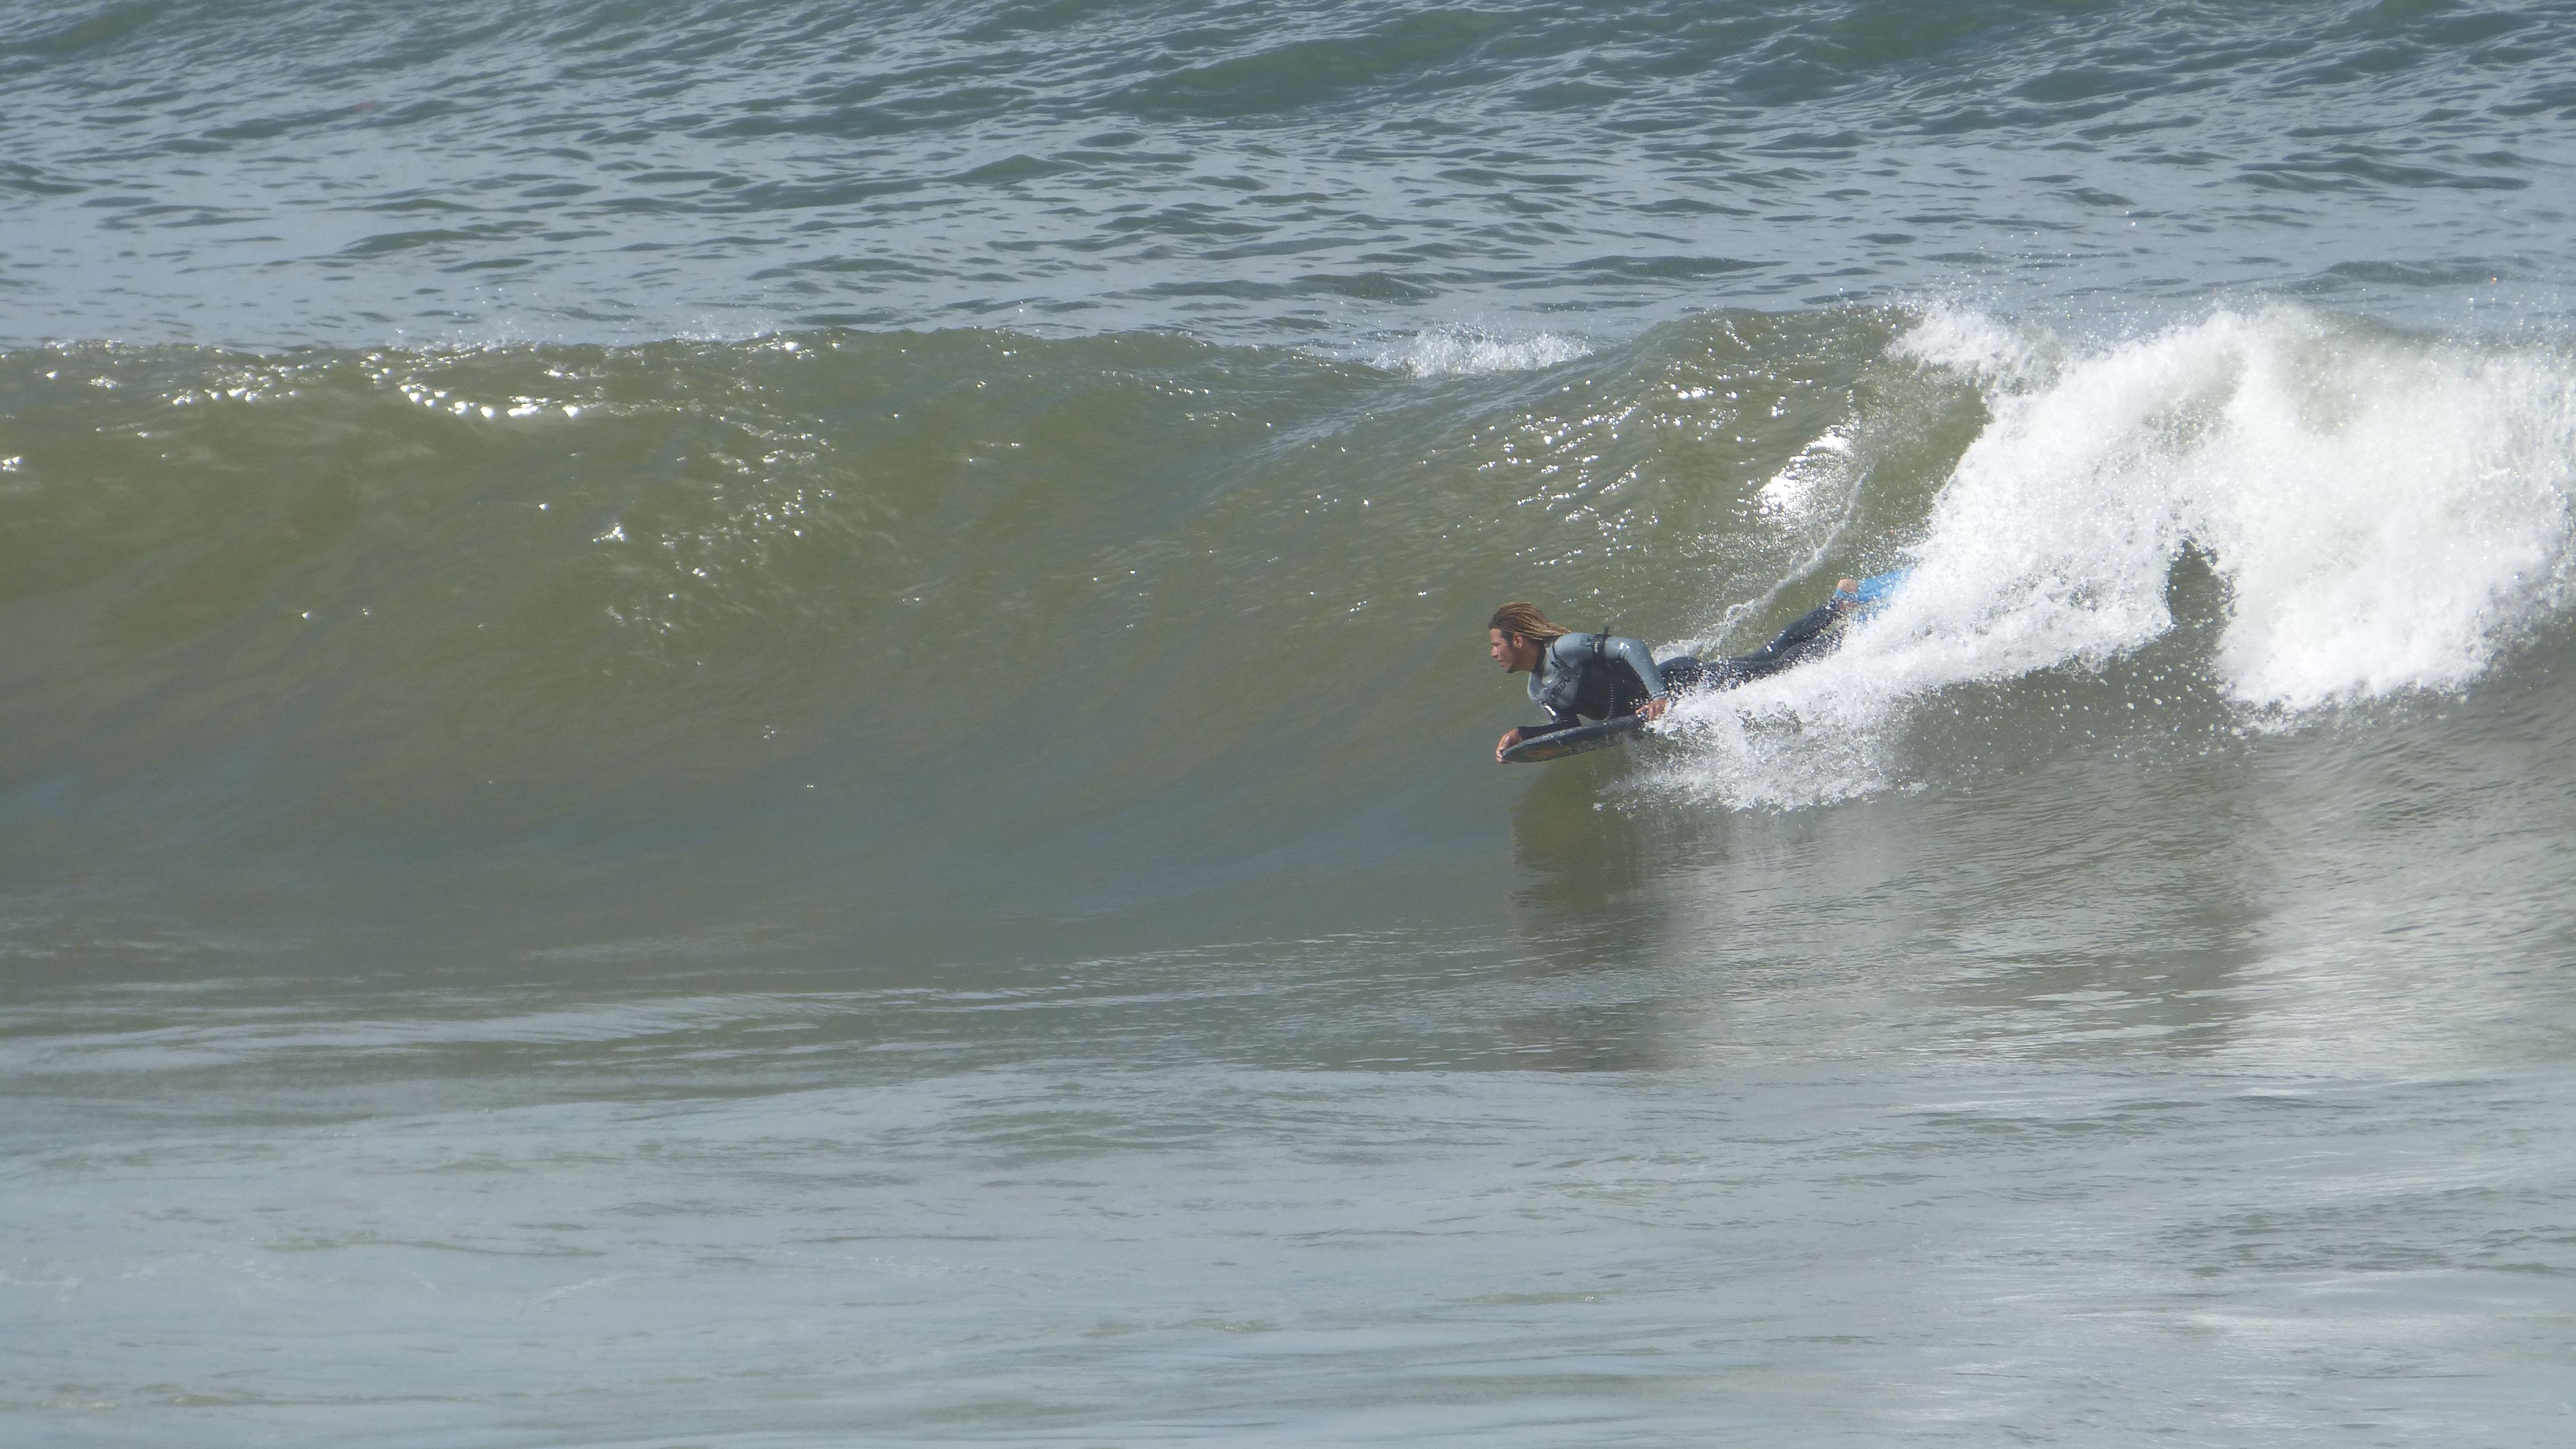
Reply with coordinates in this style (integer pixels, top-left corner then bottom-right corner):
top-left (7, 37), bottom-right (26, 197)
top-left (1375, 325), bottom-right (1594, 378)
top-left (1661, 306), bottom-right (2576, 808)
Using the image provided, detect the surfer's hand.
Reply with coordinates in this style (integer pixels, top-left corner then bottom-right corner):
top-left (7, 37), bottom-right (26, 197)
top-left (1495, 727), bottom-right (1522, 763)
top-left (1639, 695), bottom-right (1670, 723)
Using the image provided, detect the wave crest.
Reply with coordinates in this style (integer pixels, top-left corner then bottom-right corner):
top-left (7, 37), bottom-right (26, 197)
top-left (1371, 325), bottom-right (1591, 378)
top-left (1662, 305), bottom-right (2576, 807)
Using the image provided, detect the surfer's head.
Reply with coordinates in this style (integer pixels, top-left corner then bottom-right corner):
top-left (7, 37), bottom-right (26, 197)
top-left (1488, 602), bottom-right (1568, 673)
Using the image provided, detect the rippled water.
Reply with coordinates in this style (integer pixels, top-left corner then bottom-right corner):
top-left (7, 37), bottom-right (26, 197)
top-left (7, 3), bottom-right (2576, 1447)
top-left (7, 0), bottom-right (2573, 347)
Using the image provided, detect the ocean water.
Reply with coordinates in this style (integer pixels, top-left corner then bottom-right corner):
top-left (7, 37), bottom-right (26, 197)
top-left (6, 3), bottom-right (2576, 1446)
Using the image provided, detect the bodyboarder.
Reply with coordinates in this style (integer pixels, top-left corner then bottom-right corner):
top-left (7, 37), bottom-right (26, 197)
top-left (1487, 574), bottom-right (1903, 762)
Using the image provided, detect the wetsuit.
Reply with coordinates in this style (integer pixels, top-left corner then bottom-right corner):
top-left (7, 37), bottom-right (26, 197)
top-left (1665, 603), bottom-right (1848, 691)
top-left (1520, 631), bottom-right (1675, 740)
top-left (1662, 569), bottom-right (1911, 693)
top-left (1517, 572), bottom-right (1909, 736)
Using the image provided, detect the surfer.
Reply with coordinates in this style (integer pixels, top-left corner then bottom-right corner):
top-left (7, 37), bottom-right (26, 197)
top-left (1486, 604), bottom-right (1677, 763)
top-left (1489, 575), bottom-right (1901, 762)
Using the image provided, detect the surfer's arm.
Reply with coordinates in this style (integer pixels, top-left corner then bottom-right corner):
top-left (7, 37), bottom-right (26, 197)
top-left (1499, 703), bottom-right (1588, 761)
top-left (1600, 634), bottom-right (1671, 711)
top-left (1497, 714), bottom-right (1584, 763)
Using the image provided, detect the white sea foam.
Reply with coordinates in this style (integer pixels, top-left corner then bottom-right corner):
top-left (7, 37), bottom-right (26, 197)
top-left (1661, 305), bottom-right (2576, 808)
top-left (1889, 303), bottom-right (2062, 394)
top-left (1375, 325), bottom-right (1591, 377)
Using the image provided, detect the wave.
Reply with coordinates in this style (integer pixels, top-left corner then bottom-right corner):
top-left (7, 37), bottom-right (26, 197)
top-left (1368, 325), bottom-right (1593, 378)
top-left (3, 303), bottom-right (2570, 941)
top-left (1660, 304), bottom-right (2576, 807)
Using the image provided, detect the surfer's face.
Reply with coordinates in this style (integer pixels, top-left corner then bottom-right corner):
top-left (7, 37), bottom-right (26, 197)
top-left (1489, 628), bottom-right (1541, 673)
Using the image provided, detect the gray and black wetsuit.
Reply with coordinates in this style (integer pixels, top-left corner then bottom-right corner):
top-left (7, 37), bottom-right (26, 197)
top-left (1524, 610), bottom-right (1846, 738)
top-left (1664, 602), bottom-right (1849, 692)
top-left (1521, 632), bottom-right (1679, 740)
top-left (1527, 572), bottom-right (1903, 729)
top-left (1674, 570), bottom-right (1908, 690)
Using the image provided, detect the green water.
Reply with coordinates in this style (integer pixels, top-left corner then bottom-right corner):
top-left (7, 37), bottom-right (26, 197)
top-left (9, 253), bottom-right (2576, 1449)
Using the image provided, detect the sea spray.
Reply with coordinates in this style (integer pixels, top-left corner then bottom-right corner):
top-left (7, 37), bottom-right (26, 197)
top-left (1371, 325), bottom-right (1594, 378)
top-left (1659, 306), bottom-right (2576, 808)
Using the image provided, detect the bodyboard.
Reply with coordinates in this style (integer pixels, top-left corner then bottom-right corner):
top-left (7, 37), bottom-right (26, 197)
top-left (1501, 714), bottom-right (1644, 764)
top-left (1835, 567), bottom-right (1911, 615)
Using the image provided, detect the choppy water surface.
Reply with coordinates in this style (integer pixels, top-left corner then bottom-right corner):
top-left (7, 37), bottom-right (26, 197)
top-left (7, 3), bottom-right (2576, 1447)
top-left (6, 0), bottom-right (2574, 346)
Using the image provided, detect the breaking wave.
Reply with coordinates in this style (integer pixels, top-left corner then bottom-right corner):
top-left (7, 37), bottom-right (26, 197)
top-left (1660, 305), bottom-right (2576, 808)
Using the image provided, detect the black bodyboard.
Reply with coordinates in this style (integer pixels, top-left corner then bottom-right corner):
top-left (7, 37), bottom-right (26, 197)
top-left (1500, 715), bottom-right (1644, 764)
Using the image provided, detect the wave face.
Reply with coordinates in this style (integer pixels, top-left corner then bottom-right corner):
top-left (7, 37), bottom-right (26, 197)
top-left (6, 0), bottom-right (2573, 347)
top-left (0, 316), bottom-right (1891, 946)
top-left (6, 305), bottom-right (2572, 944)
